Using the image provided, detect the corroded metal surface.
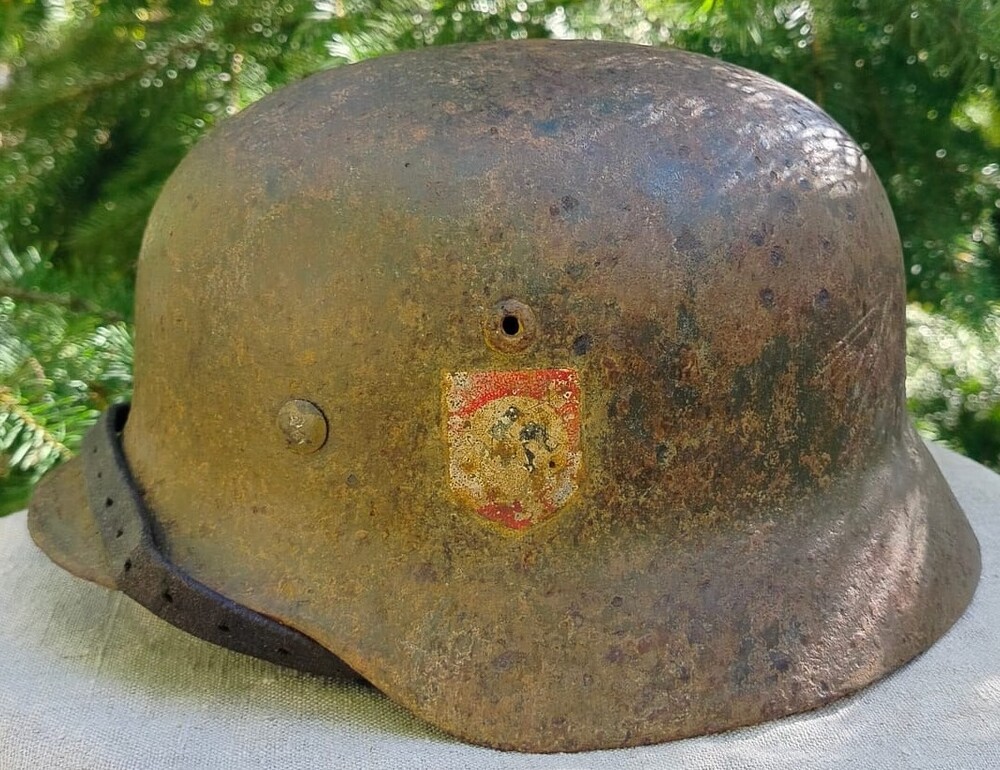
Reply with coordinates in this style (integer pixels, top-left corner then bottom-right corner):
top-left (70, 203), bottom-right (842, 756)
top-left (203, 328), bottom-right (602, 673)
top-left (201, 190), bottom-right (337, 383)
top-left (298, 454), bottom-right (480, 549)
top-left (77, 403), bottom-right (359, 678)
top-left (29, 40), bottom-right (980, 752)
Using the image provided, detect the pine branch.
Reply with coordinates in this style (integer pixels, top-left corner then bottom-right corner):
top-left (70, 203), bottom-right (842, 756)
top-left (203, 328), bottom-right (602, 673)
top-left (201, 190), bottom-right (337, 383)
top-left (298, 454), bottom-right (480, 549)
top-left (0, 388), bottom-right (73, 460)
top-left (0, 285), bottom-right (125, 323)
top-left (0, 37), bottom-right (213, 124)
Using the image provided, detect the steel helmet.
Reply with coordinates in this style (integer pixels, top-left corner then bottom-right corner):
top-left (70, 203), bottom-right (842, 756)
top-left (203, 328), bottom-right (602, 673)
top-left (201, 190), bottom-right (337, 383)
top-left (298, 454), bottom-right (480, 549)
top-left (29, 40), bottom-right (980, 752)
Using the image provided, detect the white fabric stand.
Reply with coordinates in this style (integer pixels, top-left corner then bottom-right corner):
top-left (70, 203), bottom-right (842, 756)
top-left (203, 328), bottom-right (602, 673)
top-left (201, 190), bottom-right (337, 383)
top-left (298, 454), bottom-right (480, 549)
top-left (1, 442), bottom-right (998, 770)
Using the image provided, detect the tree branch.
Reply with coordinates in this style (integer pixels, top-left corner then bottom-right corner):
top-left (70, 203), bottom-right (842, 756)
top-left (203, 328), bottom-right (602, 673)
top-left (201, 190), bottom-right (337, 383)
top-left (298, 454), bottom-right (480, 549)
top-left (0, 389), bottom-right (73, 460)
top-left (0, 285), bottom-right (125, 323)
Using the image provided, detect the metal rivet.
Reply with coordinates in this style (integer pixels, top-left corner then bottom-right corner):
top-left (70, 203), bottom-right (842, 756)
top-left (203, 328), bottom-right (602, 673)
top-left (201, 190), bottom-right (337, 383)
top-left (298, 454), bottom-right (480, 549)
top-left (277, 399), bottom-right (328, 454)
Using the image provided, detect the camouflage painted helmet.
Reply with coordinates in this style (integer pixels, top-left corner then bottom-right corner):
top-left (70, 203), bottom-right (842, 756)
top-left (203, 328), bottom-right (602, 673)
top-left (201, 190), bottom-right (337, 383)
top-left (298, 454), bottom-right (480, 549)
top-left (30, 40), bottom-right (980, 752)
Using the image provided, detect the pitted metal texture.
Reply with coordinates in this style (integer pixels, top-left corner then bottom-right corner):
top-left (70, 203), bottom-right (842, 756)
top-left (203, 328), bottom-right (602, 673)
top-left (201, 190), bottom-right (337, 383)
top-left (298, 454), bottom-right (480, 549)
top-left (28, 41), bottom-right (980, 752)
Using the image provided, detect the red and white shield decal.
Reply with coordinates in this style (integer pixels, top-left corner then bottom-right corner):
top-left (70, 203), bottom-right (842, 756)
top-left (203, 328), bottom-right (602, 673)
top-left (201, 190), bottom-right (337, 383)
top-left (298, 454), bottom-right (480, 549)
top-left (444, 369), bottom-right (582, 531)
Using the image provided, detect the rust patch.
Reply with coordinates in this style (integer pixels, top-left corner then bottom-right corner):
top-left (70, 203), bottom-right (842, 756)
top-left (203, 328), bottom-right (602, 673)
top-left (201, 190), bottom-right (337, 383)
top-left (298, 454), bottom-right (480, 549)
top-left (28, 39), bottom-right (983, 754)
top-left (444, 369), bottom-right (582, 530)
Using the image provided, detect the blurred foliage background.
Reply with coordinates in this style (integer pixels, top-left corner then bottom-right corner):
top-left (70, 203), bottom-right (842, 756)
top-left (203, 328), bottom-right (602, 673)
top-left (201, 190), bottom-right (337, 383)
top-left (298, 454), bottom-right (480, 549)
top-left (1, 0), bottom-right (999, 515)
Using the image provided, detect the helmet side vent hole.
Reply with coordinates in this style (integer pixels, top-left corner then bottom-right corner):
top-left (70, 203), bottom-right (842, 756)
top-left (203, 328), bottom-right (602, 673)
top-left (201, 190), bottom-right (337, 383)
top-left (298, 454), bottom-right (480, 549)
top-left (123, 559), bottom-right (132, 572)
top-left (218, 623), bottom-right (230, 633)
top-left (162, 591), bottom-right (173, 604)
top-left (485, 299), bottom-right (537, 353)
top-left (105, 497), bottom-right (114, 508)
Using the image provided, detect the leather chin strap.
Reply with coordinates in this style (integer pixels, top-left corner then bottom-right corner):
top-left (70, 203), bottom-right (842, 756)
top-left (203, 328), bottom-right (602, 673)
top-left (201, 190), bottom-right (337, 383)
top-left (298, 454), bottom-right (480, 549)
top-left (82, 403), bottom-right (359, 680)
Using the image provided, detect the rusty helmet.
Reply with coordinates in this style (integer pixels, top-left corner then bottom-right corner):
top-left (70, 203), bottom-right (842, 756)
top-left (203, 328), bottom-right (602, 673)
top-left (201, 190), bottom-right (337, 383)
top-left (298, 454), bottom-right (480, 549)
top-left (29, 40), bottom-right (980, 752)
